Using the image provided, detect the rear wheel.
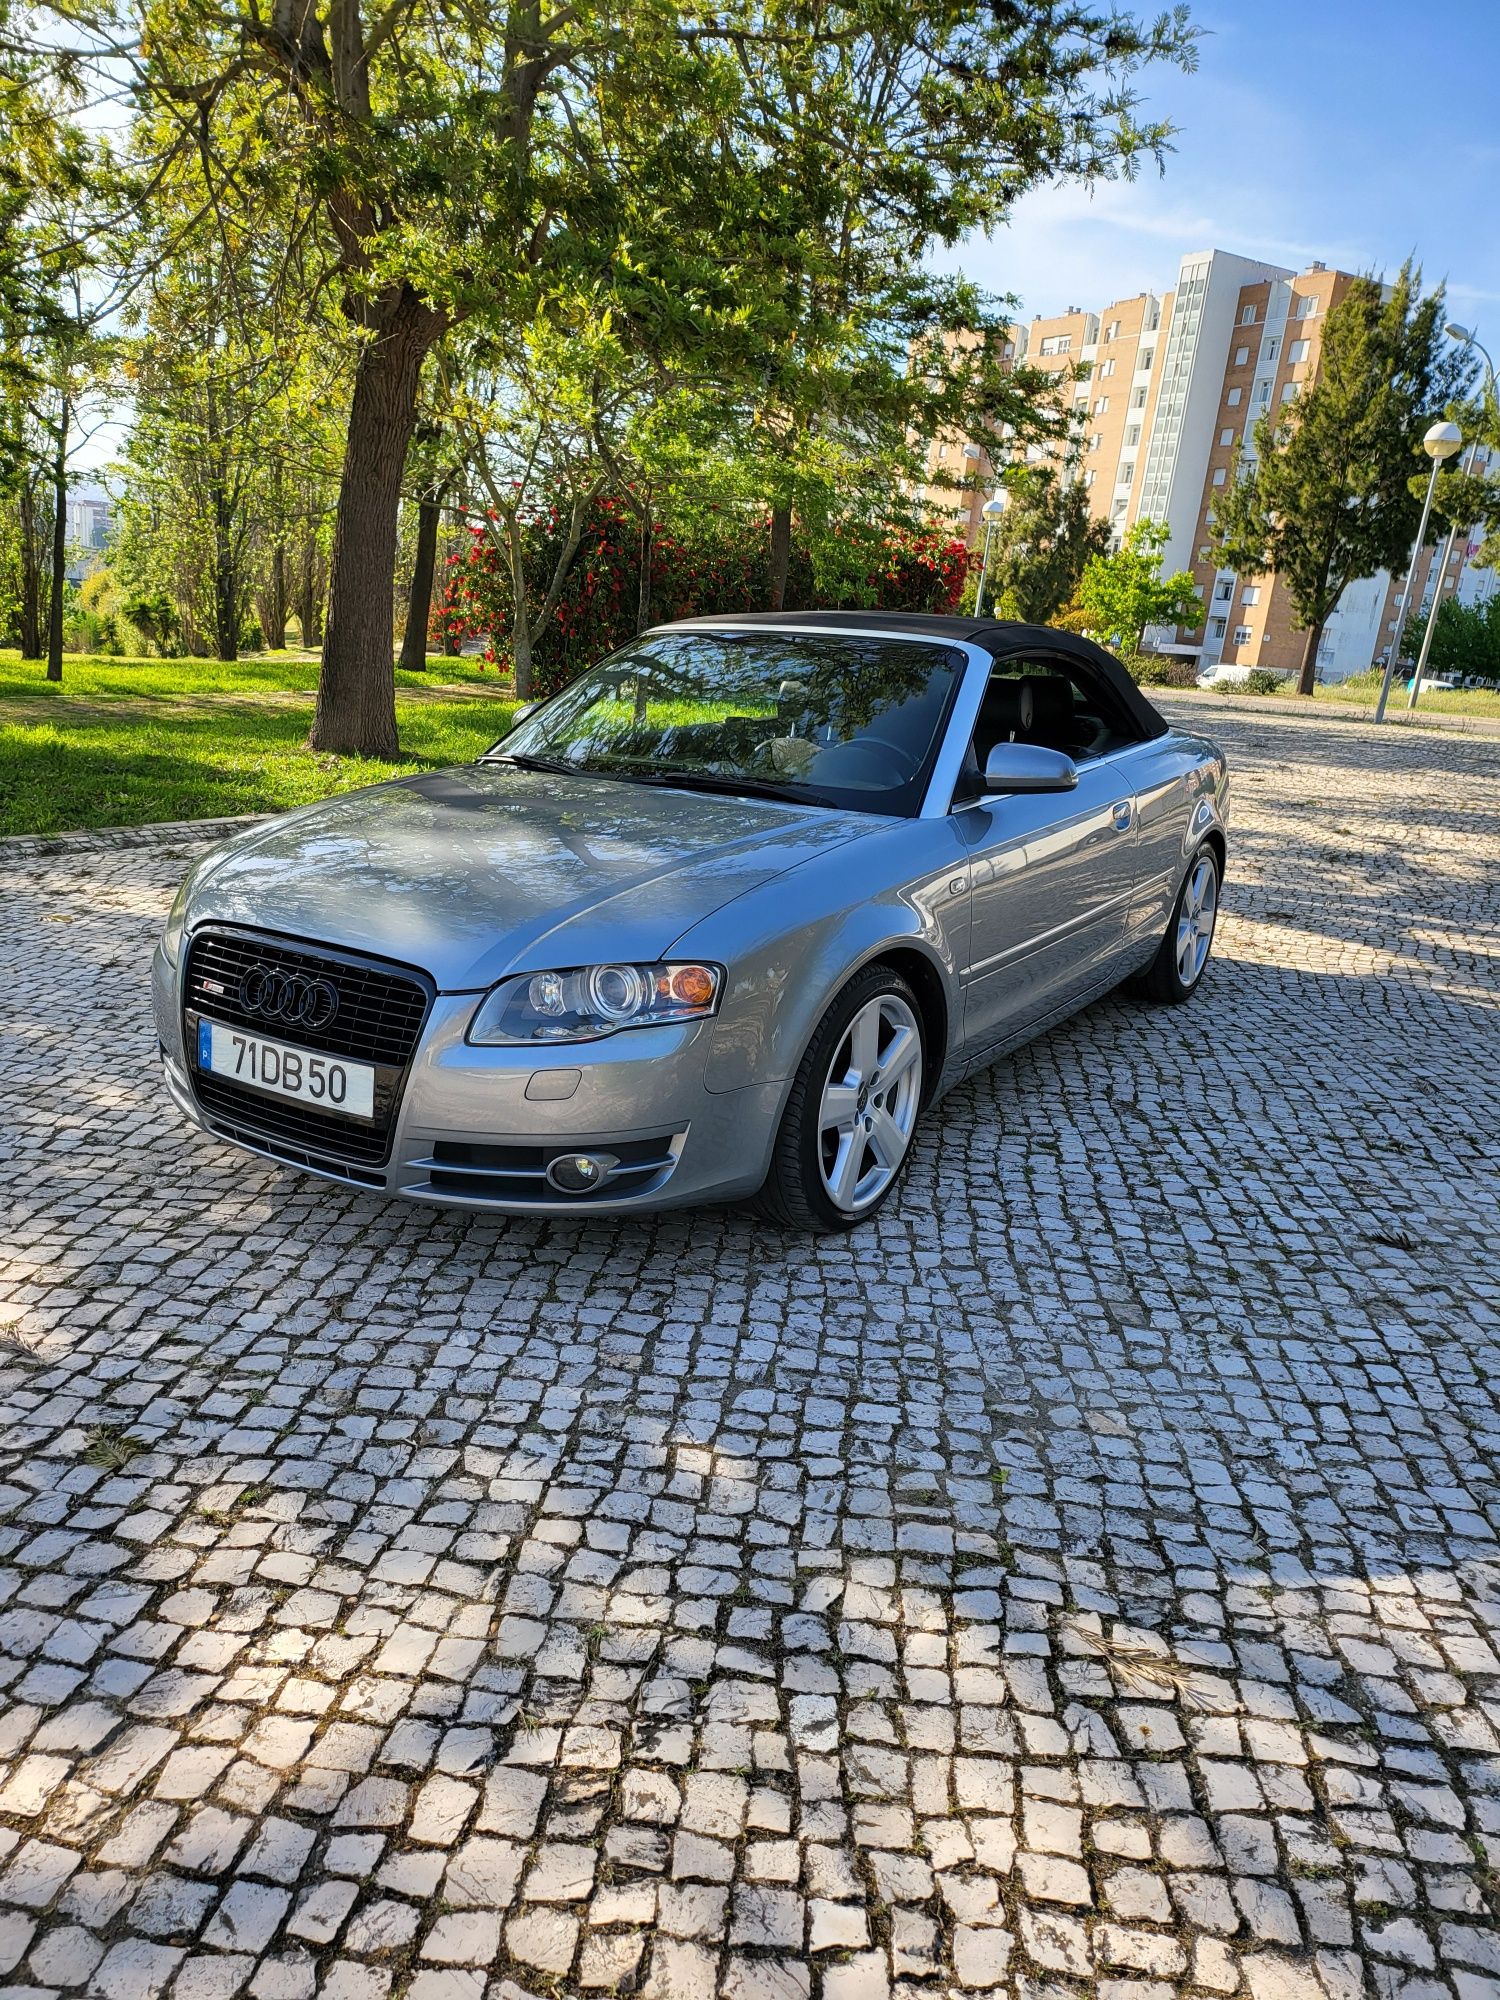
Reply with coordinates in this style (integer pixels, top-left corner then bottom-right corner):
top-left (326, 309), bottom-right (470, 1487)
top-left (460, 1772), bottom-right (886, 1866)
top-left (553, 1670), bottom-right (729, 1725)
top-left (754, 965), bottom-right (926, 1232)
top-left (1139, 845), bottom-right (1220, 1003)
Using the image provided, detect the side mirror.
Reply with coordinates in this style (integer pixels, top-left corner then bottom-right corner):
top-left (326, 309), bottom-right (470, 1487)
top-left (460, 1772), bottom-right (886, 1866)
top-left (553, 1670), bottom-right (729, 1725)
top-left (982, 742), bottom-right (1078, 795)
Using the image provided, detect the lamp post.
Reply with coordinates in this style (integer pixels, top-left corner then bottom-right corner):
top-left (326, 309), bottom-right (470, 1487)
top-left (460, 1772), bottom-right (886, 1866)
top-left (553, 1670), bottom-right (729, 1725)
top-left (973, 493), bottom-right (1007, 618)
top-left (1373, 420), bottom-right (1464, 723)
top-left (1406, 325), bottom-right (1496, 707)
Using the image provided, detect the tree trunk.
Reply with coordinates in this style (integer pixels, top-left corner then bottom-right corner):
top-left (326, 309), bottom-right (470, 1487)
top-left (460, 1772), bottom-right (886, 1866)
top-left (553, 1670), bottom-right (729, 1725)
top-left (298, 538), bottom-right (324, 648)
top-left (505, 508), bottom-right (534, 700)
top-left (312, 286), bottom-right (443, 755)
top-left (1296, 617), bottom-right (1325, 696)
top-left (264, 541), bottom-right (289, 649)
top-left (45, 395), bottom-right (70, 683)
top-left (397, 483), bottom-right (444, 672)
top-left (768, 502), bottom-right (792, 611)
top-left (18, 478), bottom-right (43, 660)
top-left (636, 498), bottom-right (653, 634)
top-left (211, 485), bottom-right (238, 661)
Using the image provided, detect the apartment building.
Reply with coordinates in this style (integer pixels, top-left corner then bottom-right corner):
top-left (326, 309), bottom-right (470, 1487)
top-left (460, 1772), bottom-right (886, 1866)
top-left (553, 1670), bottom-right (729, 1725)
top-left (921, 245), bottom-right (1489, 680)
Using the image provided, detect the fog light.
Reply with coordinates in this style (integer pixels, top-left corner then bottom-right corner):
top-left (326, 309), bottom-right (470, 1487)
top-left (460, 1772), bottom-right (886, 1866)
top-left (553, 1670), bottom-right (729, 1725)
top-left (545, 1152), bottom-right (617, 1194)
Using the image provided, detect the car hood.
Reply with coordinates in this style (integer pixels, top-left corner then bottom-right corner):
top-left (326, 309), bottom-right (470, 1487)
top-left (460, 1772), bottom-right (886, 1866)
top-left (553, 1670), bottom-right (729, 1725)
top-left (187, 762), bottom-right (882, 990)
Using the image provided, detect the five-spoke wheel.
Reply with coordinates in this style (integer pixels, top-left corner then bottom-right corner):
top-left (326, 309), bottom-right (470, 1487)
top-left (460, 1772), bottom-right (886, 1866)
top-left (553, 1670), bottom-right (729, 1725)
top-left (1139, 842), bottom-right (1222, 1003)
top-left (755, 964), bottom-right (927, 1232)
top-left (817, 992), bottom-right (923, 1216)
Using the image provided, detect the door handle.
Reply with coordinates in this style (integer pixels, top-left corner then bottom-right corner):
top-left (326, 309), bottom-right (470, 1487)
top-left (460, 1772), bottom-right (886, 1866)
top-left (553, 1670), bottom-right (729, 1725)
top-left (1112, 800), bottom-right (1134, 831)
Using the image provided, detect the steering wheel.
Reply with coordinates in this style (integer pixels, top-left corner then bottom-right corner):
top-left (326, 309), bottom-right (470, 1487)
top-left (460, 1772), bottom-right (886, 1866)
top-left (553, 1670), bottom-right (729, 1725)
top-left (806, 737), bottom-right (921, 788)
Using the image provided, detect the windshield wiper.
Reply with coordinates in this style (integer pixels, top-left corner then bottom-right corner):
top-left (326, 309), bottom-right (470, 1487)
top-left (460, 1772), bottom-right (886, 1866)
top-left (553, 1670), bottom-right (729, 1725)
top-left (643, 766), bottom-right (834, 808)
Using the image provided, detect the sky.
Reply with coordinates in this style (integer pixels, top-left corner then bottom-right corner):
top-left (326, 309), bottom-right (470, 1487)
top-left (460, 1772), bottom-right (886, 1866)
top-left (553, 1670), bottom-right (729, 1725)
top-left (937, 0), bottom-right (1500, 336)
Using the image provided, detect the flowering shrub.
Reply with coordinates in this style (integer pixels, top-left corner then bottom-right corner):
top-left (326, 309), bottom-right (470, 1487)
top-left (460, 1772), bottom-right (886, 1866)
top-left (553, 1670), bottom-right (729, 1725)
top-left (434, 495), bottom-right (972, 696)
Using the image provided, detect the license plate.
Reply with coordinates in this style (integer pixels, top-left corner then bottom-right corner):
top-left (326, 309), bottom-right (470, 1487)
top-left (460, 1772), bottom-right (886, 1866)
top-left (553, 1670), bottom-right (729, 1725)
top-left (196, 1019), bottom-right (375, 1121)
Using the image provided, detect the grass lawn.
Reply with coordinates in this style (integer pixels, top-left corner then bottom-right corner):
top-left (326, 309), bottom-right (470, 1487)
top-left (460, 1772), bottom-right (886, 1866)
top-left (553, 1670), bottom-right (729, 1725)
top-left (0, 651), bottom-right (518, 838)
top-left (1310, 676), bottom-right (1500, 720)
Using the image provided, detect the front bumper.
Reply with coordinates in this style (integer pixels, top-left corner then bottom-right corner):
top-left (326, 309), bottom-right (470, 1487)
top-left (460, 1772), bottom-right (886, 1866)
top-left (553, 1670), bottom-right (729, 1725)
top-left (154, 944), bottom-right (784, 1215)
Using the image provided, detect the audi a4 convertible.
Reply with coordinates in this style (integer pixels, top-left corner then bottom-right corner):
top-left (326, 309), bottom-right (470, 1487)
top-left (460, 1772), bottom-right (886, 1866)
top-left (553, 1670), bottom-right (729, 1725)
top-left (154, 613), bottom-right (1228, 1230)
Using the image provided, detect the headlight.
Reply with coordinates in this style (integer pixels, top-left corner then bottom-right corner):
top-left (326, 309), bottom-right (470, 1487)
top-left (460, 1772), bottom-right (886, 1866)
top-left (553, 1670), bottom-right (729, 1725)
top-left (468, 962), bottom-right (723, 1045)
top-left (160, 875), bottom-right (194, 967)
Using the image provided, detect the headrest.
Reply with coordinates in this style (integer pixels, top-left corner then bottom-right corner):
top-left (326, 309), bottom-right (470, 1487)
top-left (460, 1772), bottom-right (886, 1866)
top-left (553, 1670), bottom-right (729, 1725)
top-left (1020, 674), bottom-right (1073, 738)
top-left (979, 679), bottom-right (1026, 736)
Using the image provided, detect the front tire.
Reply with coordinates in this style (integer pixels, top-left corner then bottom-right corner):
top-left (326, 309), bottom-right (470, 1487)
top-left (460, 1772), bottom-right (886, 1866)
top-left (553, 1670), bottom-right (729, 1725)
top-left (1139, 844), bottom-right (1221, 1003)
top-left (754, 964), bottom-right (926, 1232)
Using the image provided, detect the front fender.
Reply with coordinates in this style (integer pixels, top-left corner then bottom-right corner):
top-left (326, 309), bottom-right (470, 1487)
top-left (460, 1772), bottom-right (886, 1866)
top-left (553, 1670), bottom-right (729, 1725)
top-left (670, 818), bottom-right (969, 1096)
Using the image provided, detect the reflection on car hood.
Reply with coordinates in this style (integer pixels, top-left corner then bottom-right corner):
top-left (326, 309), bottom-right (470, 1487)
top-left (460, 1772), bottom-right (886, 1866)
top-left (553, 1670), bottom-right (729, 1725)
top-left (187, 763), bottom-right (882, 989)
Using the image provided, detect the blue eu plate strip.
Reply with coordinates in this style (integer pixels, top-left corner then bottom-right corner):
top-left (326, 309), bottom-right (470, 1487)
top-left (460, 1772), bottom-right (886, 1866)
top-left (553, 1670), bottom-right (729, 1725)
top-left (198, 1019), bottom-right (213, 1071)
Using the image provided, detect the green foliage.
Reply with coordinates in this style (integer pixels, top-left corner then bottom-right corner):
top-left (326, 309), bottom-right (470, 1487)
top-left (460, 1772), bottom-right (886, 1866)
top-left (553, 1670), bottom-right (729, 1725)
top-left (1077, 519), bottom-right (1202, 651)
top-left (1406, 593), bottom-right (1500, 686)
top-left (1208, 263), bottom-right (1474, 692)
top-left (977, 465), bottom-right (1113, 625)
top-left (438, 494), bottom-right (972, 697)
top-left (1123, 652), bottom-right (1198, 687)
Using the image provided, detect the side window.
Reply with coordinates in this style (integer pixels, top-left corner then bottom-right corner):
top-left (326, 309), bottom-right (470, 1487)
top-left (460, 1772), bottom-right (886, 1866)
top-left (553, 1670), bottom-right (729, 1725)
top-left (967, 655), bottom-right (1141, 778)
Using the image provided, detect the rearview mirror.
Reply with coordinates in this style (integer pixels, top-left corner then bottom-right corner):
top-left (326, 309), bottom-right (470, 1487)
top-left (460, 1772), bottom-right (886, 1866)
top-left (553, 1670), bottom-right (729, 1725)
top-left (982, 742), bottom-right (1078, 794)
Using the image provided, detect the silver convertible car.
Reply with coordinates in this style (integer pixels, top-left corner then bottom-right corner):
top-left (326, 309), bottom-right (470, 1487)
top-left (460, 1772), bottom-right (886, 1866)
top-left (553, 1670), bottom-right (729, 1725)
top-left (154, 613), bottom-right (1228, 1231)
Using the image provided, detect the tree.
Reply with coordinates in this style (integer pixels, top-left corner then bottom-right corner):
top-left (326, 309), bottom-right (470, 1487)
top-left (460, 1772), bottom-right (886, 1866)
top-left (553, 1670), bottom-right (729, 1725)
top-left (1406, 593), bottom-right (1500, 687)
top-left (982, 464), bottom-right (1113, 624)
top-left (1077, 518), bottom-right (1201, 652)
top-left (1207, 264), bottom-right (1475, 694)
top-left (21, 0), bottom-right (1196, 752)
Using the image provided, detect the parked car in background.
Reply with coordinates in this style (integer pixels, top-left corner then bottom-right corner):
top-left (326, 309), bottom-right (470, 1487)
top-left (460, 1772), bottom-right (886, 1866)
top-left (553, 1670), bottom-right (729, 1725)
top-left (154, 613), bottom-right (1230, 1231)
top-left (1406, 675), bottom-right (1461, 694)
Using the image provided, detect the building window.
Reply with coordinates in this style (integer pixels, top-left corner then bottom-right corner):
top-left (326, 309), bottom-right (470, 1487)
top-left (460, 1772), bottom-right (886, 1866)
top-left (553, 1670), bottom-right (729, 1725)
top-left (1219, 427), bottom-right (1234, 446)
top-left (1264, 336), bottom-right (1281, 363)
top-left (1097, 357), bottom-right (1116, 377)
top-left (1241, 305), bottom-right (1257, 325)
top-left (1281, 382), bottom-right (1299, 403)
top-left (1289, 338), bottom-right (1310, 364)
top-left (1242, 585), bottom-right (1261, 605)
top-left (1255, 380), bottom-right (1272, 405)
top-left (1226, 387), bottom-right (1242, 407)
top-left (1299, 294), bottom-right (1318, 318)
top-left (1083, 469), bottom-right (1096, 487)
top-left (1119, 461), bottom-right (1134, 484)
top-left (1131, 387), bottom-right (1148, 409)
top-left (1211, 467), bottom-right (1227, 486)
top-left (1093, 397), bottom-right (1109, 414)
top-left (1233, 625), bottom-right (1252, 644)
top-left (1211, 617), bottom-right (1227, 638)
top-left (1111, 499), bottom-right (1128, 521)
top-left (1138, 350), bottom-right (1154, 370)
top-left (1089, 433), bottom-right (1102, 452)
top-left (1234, 345), bottom-right (1250, 366)
top-left (1105, 320), bottom-right (1121, 341)
top-left (1215, 580), bottom-right (1232, 602)
top-left (1125, 425), bottom-right (1141, 447)
top-left (1040, 334), bottom-right (1073, 355)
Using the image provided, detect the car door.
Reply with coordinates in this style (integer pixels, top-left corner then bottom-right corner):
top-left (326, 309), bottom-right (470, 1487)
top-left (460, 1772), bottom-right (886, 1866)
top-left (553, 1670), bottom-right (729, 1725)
top-left (956, 767), bottom-right (1137, 1058)
top-left (952, 651), bottom-right (1142, 1060)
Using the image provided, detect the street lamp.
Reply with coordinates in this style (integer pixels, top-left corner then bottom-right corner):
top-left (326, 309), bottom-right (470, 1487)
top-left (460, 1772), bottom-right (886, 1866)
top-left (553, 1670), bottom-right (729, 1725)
top-left (1405, 325), bottom-right (1497, 708)
top-left (1373, 419), bottom-right (1464, 723)
top-left (973, 493), bottom-right (1007, 619)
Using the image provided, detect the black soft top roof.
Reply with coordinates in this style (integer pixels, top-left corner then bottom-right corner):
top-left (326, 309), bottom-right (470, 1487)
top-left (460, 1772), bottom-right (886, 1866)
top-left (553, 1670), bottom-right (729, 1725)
top-left (658, 610), bottom-right (1170, 742)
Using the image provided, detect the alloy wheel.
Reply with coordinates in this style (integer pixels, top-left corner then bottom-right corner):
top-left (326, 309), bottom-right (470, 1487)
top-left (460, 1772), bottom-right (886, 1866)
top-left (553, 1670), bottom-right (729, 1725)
top-left (817, 993), bottom-right (922, 1215)
top-left (1176, 854), bottom-right (1219, 987)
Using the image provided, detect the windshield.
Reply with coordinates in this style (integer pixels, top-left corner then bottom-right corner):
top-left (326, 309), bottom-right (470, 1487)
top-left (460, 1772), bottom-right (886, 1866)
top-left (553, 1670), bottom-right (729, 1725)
top-left (485, 629), bottom-right (966, 816)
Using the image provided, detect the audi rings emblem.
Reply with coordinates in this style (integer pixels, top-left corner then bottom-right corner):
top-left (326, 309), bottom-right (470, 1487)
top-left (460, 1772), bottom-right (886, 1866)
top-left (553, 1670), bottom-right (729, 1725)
top-left (237, 964), bottom-right (341, 1031)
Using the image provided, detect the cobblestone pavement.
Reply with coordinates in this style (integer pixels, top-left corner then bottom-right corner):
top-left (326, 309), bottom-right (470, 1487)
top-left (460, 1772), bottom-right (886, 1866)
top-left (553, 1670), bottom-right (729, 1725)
top-left (2, 707), bottom-right (1499, 2000)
